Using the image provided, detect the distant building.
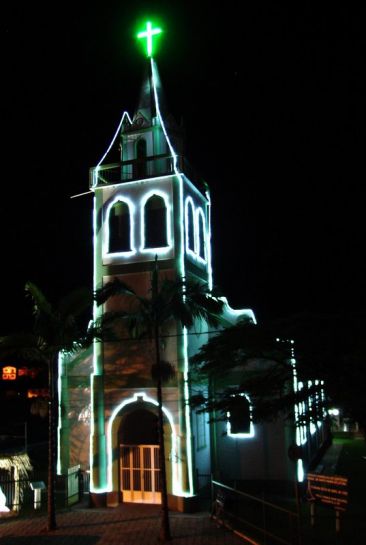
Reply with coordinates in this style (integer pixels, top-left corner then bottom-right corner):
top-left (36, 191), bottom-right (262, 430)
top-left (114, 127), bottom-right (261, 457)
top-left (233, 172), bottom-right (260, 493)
top-left (0, 360), bottom-right (48, 453)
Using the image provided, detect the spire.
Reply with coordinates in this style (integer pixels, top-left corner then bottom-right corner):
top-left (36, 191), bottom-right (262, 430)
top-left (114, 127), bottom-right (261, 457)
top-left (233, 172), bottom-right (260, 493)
top-left (125, 59), bottom-right (174, 135)
top-left (134, 60), bottom-right (158, 125)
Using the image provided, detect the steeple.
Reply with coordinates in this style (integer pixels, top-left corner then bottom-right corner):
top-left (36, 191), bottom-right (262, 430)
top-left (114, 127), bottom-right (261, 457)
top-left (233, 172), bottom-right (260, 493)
top-left (134, 61), bottom-right (158, 124)
top-left (120, 59), bottom-right (183, 164)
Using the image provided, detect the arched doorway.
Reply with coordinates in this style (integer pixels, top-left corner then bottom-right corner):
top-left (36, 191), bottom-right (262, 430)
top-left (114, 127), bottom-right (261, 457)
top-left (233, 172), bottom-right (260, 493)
top-left (119, 408), bottom-right (161, 504)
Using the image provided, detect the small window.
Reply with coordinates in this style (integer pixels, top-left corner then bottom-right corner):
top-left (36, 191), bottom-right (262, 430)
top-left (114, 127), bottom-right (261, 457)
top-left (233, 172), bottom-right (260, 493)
top-left (187, 200), bottom-right (195, 252)
top-left (109, 201), bottom-right (131, 253)
top-left (196, 411), bottom-right (207, 450)
top-left (134, 138), bottom-right (147, 179)
top-left (197, 210), bottom-right (205, 260)
top-left (144, 194), bottom-right (167, 248)
top-left (228, 396), bottom-right (251, 435)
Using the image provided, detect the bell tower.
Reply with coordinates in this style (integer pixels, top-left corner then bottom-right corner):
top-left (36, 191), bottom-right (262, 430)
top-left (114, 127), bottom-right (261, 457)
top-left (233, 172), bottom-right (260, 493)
top-left (55, 22), bottom-right (255, 511)
top-left (88, 38), bottom-right (215, 507)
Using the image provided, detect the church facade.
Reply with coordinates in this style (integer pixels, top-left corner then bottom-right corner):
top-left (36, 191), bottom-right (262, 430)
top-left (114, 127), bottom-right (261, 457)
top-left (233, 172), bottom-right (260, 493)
top-left (58, 56), bottom-right (326, 510)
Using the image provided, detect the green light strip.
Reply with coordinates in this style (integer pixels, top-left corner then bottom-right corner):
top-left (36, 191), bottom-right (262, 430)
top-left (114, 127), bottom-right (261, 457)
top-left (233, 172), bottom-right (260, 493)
top-left (57, 351), bottom-right (63, 475)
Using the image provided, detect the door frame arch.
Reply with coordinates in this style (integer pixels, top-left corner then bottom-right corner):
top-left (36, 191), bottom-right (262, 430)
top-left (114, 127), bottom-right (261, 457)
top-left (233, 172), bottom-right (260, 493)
top-left (106, 392), bottom-right (181, 497)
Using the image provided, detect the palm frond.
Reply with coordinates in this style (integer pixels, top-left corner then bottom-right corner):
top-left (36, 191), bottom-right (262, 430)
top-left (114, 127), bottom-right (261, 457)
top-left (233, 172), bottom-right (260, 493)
top-left (94, 278), bottom-right (136, 306)
top-left (25, 281), bottom-right (53, 317)
top-left (0, 333), bottom-right (45, 362)
top-left (151, 361), bottom-right (176, 383)
top-left (58, 287), bottom-right (92, 319)
top-left (160, 278), bottom-right (224, 328)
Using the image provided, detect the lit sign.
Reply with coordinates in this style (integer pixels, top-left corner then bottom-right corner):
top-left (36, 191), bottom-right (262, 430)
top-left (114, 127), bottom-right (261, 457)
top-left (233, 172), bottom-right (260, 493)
top-left (2, 366), bottom-right (17, 380)
top-left (307, 473), bottom-right (348, 511)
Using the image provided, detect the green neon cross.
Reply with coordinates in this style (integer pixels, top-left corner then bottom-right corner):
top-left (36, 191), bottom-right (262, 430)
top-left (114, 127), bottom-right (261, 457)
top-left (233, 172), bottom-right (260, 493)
top-left (137, 21), bottom-right (162, 57)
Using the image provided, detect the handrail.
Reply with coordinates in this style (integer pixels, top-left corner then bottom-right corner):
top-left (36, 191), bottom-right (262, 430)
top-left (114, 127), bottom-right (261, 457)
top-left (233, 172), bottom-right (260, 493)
top-left (212, 480), bottom-right (298, 517)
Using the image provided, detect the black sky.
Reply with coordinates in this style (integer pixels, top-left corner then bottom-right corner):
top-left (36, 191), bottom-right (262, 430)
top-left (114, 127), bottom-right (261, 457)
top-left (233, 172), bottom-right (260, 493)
top-left (1, 2), bottom-right (365, 332)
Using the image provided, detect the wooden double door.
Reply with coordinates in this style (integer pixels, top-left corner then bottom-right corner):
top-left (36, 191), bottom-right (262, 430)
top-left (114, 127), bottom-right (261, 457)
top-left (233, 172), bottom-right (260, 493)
top-left (120, 444), bottom-right (161, 504)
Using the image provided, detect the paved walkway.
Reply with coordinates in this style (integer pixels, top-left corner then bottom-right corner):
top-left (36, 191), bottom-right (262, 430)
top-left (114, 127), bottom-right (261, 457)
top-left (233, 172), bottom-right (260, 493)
top-left (0, 504), bottom-right (245, 544)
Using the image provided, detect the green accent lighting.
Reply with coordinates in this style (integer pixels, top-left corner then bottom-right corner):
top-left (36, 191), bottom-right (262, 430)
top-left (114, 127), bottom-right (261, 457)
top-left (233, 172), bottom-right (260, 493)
top-left (137, 21), bottom-right (162, 57)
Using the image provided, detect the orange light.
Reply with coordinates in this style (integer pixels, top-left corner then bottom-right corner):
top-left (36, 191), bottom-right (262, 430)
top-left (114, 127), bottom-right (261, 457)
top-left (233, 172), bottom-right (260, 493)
top-left (2, 366), bottom-right (17, 380)
top-left (27, 388), bottom-right (49, 398)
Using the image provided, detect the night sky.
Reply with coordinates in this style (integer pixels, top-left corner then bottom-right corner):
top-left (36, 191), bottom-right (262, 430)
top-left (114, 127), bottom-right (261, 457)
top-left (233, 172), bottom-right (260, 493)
top-left (1, 3), bottom-right (365, 333)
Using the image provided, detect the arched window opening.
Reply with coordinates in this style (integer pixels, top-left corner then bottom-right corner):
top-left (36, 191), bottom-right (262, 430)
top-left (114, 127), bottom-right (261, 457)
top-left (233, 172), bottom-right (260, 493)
top-left (197, 211), bottom-right (206, 260)
top-left (144, 195), bottom-right (167, 249)
top-left (109, 201), bottom-right (131, 253)
top-left (134, 138), bottom-right (147, 179)
top-left (228, 396), bottom-right (251, 435)
top-left (187, 201), bottom-right (195, 253)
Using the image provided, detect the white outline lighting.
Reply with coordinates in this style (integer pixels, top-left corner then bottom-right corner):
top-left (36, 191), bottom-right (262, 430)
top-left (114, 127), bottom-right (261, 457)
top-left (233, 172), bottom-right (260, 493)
top-left (185, 196), bottom-right (196, 258)
top-left (227, 393), bottom-right (255, 439)
top-left (140, 189), bottom-right (172, 254)
top-left (206, 191), bottom-right (214, 290)
top-left (103, 196), bottom-right (136, 258)
top-left (57, 351), bottom-right (63, 475)
top-left (97, 112), bottom-right (132, 168)
top-left (195, 207), bottom-right (207, 263)
top-left (220, 296), bottom-right (257, 324)
top-left (308, 380), bottom-right (317, 435)
top-left (289, 343), bottom-right (307, 482)
top-left (106, 392), bottom-right (186, 496)
top-left (184, 196), bottom-right (207, 265)
top-left (90, 197), bottom-right (109, 493)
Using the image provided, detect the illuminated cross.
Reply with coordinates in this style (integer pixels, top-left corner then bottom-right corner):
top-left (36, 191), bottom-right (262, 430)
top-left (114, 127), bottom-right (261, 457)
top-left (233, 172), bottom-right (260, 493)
top-left (137, 21), bottom-right (162, 58)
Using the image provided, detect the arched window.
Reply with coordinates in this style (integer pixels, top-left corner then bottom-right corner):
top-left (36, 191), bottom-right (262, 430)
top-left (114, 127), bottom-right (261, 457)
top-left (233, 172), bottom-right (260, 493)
top-left (144, 194), bottom-right (167, 249)
top-left (197, 209), bottom-right (206, 260)
top-left (228, 395), bottom-right (252, 435)
top-left (186, 199), bottom-right (195, 253)
top-left (109, 200), bottom-right (131, 253)
top-left (134, 138), bottom-right (147, 179)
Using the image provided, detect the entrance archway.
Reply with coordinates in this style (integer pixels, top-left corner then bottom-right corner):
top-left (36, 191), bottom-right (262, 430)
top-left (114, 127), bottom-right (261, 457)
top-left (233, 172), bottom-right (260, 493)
top-left (106, 393), bottom-right (180, 504)
top-left (119, 408), bottom-right (161, 504)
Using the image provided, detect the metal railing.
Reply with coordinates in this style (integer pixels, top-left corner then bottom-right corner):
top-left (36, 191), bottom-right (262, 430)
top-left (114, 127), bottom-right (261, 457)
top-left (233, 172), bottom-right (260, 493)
top-left (211, 480), bottom-right (301, 545)
top-left (89, 154), bottom-right (206, 192)
top-left (0, 477), bottom-right (31, 511)
top-left (0, 468), bottom-right (89, 513)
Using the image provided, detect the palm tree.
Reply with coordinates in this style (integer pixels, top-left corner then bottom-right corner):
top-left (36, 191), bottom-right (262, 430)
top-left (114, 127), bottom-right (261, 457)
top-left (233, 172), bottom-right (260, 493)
top-left (0, 282), bottom-right (92, 531)
top-left (93, 258), bottom-right (224, 542)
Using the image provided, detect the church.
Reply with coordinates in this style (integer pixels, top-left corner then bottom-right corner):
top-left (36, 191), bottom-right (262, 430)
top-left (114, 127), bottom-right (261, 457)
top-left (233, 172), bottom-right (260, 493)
top-left (58, 23), bottom-right (327, 510)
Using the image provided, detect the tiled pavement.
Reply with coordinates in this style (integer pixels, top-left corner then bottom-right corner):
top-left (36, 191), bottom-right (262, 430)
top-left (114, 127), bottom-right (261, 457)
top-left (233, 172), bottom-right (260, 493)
top-left (0, 503), bottom-right (245, 544)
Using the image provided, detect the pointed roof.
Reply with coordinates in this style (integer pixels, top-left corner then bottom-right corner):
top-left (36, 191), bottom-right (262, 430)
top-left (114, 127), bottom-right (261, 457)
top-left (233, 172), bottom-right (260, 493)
top-left (135, 60), bottom-right (158, 123)
top-left (124, 60), bottom-right (176, 133)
